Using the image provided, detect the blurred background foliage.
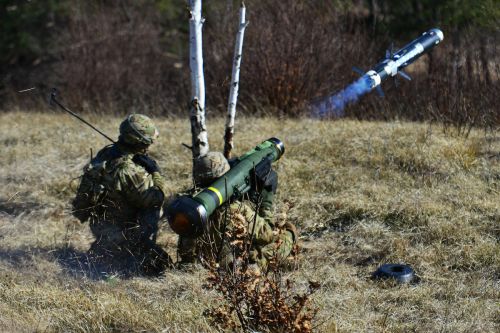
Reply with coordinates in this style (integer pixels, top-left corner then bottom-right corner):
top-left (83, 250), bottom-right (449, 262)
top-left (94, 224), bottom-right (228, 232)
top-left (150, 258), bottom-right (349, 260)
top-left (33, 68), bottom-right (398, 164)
top-left (0, 0), bottom-right (64, 67)
top-left (0, 0), bottom-right (498, 129)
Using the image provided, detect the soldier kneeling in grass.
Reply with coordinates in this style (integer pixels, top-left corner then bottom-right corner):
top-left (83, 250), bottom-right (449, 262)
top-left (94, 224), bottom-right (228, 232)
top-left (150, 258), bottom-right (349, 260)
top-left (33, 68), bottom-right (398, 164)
top-left (177, 152), bottom-right (298, 272)
top-left (72, 114), bottom-right (173, 275)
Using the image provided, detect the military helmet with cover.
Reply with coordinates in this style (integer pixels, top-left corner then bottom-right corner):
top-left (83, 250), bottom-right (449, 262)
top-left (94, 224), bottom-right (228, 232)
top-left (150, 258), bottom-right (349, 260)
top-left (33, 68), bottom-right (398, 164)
top-left (119, 114), bottom-right (159, 146)
top-left (193, 151), bottom-right (230, 187)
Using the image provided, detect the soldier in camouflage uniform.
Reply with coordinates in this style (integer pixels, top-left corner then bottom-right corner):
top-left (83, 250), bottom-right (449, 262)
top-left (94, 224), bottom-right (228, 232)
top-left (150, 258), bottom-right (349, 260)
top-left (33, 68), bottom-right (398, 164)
top-left (72, 114), bottom-right (172, 275)
top-left (177, 152), bottom-right (297, 271)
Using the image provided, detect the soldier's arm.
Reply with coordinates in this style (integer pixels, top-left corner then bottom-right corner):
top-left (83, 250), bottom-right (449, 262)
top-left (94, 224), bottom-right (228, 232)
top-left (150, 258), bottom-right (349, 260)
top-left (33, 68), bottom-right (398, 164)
top-left (151, 172), bottom-right (170, 197)
top-left (115, 165), bottom-right (166, 209)
top-left (258, 188), bottom-right (275, 227)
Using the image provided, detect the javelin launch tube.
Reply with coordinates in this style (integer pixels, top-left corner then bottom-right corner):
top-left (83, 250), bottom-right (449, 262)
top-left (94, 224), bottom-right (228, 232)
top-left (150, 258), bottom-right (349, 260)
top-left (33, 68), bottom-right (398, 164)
top-left (167, 138), bottom-right (284, 236)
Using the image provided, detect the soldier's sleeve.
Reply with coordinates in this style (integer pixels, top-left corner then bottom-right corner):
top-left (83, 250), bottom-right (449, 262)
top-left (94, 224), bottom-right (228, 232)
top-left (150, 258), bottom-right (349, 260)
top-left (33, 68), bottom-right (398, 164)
top-left (151, 172), bottom-right (170, 196)
top-left (258, 188), bottom-right (275, 227)
top-left (115, 164), bottom-right (165, 209)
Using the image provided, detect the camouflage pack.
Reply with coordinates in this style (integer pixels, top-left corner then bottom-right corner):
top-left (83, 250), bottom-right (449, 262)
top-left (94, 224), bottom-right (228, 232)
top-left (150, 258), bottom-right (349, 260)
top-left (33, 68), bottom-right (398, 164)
top-left (71, 160), bottom-right (109, 223)
top-left (72, 145), bottom-right (124, 222)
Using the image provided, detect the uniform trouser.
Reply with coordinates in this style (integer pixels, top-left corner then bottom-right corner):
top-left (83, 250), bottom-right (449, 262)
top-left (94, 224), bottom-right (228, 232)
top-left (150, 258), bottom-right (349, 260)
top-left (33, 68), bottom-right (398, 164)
top-left (89, 208), bottom-right (172, 271)
top-left (177, 206), bottom-right (296, 269)
top-left (250, 229), bottom-right (295, 270)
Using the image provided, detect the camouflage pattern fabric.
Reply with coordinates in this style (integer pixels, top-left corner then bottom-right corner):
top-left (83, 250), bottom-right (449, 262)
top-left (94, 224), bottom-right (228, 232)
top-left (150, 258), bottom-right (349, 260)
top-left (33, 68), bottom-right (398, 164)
top-left (91, 144), bottom-right (166, 220)
top-left (178, 150), bottom-right (296, 270)
top-left (178, 190), bottom-right (297, 270)
top-left (119, 114), bottom-right (159, 146)
top-left (76, 141), bottom-right (172, 273)
top-left (193, 152), bottom-right (231, 187)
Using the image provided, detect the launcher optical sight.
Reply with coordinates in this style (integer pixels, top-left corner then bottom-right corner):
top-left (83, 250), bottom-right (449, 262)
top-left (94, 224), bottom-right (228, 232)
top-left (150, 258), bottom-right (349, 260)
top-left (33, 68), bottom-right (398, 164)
top-left (166, 138), bottom-right (285, 237)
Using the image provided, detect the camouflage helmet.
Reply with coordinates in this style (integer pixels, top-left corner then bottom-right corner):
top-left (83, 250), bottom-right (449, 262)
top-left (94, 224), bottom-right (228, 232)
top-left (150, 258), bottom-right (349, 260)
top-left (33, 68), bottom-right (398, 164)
top-left (119, 114), bottom-right (159, 146)
top-left (193, 152), bottom-right (230, 186)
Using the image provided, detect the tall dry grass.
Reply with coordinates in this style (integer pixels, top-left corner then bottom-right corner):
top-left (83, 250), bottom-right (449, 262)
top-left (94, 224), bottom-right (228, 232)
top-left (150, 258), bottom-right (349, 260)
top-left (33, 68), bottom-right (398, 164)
top-left (0, 111), bottom-right (498, 332)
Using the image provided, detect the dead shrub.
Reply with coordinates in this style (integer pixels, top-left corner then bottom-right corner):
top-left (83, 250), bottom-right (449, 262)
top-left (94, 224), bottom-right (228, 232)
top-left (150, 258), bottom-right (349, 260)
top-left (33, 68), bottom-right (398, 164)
top-left (204, 267), bottom-right (319, 333)
top-left (3, 1), bottom-right (498, 133)
top-left (201, 202), bottom-right (319, 333)
top-left (204, 0), bottom-right (376, 115)
top-left (345, 29), bottom-right (500, 134)
top-left (55, 0), bottom-right (187, 114)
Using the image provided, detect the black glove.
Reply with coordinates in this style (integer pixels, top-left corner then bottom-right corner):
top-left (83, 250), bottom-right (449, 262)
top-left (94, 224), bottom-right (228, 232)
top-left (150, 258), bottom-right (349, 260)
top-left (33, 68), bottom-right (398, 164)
top-left (263, 169), bottom-right (278, 194)
top-left (254, 158), bottom-right (278, 194)
top-left (133, 154), bottom-right (161, 174)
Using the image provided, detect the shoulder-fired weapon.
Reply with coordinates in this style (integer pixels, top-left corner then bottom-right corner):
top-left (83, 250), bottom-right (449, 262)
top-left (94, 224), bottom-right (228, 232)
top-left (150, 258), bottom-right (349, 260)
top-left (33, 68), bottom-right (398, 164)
top-left (166, 138), bottom-right (285, 237)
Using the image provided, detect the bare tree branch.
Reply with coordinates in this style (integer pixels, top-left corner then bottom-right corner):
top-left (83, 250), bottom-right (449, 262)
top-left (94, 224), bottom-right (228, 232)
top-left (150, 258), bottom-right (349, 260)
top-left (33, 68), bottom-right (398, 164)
top-left (189, 0), bottom-right (209, 160)
top-left (224, 2), bottom-right (248, 159)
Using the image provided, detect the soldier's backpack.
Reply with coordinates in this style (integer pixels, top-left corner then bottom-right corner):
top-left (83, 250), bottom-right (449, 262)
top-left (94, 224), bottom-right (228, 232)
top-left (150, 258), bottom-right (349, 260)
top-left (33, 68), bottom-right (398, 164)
top-left (71, 145), bottom-right (124, 223)
top-left (71, 161), bottom-right (108, 223)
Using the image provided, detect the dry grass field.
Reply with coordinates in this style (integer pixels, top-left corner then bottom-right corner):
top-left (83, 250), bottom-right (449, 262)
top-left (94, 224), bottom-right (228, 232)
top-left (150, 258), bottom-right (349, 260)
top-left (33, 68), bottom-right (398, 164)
top-left (0, 111), bottom-right (499, 332)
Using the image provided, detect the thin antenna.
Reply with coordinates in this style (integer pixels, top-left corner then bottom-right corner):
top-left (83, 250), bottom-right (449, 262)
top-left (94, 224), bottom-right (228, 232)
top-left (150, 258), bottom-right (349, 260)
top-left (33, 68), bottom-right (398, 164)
top-left (18, 87), bottom-right (36, 93)
top-left (49, 88), bottom-right (115, 143)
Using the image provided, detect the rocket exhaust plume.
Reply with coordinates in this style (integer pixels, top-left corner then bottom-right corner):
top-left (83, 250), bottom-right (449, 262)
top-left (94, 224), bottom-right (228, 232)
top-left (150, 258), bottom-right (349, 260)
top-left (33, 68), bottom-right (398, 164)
top-left (314, 76), bottom-right (372, 117)
top-left (314, 28), bottom-right (444, 117)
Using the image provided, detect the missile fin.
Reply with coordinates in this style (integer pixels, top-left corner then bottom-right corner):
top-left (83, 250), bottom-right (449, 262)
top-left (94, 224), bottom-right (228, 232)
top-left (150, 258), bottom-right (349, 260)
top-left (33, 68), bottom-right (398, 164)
top-left (376, 86), bottom-right (385, 97)
top-left (398, 71), bottom-right (412, 81)
top-left (352, 66), bottom-right (365, 75)
top-left (385, 42), bottom-right (394, 59)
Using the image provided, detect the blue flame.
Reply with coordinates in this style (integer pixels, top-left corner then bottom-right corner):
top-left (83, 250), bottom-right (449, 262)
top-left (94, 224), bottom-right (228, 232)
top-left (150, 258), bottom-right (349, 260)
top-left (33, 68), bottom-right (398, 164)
top-left (313, 75), bottom-right (373, 117)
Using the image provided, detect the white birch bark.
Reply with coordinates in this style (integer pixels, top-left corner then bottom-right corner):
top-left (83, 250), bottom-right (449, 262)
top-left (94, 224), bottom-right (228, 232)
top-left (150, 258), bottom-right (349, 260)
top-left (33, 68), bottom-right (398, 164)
top-left (189, 0), bottom-right (209, 159)
top-left (223, 2), bottom-right (248, 159)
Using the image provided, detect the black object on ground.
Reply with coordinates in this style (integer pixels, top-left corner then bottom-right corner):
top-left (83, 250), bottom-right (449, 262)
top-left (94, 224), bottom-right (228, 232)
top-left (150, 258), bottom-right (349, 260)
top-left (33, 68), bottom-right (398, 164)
top-left (372, 264), bottom-right (416, 284)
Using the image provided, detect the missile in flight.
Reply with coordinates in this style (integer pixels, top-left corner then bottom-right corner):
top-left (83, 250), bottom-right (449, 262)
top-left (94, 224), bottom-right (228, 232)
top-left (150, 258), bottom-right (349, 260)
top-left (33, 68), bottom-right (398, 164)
top-left (312, 28), bottom-right (444, 117)
top-left (354, 28), bottom-right (444, 96)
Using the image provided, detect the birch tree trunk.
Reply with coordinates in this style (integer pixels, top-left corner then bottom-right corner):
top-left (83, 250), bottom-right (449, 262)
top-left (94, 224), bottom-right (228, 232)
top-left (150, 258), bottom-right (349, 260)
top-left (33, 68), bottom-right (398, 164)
top-left (224, 3), bottom-right (248, 159)
top-left (189, 0), bottom-right (209, 159)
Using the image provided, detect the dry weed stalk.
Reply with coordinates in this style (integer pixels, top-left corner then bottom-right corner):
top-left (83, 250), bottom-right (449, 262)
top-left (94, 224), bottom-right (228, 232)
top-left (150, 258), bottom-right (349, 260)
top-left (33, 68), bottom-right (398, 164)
top-left (202, 204), bottom-right (318, 333)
